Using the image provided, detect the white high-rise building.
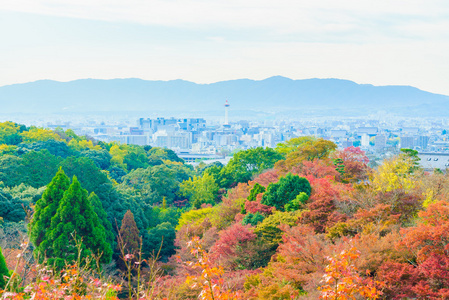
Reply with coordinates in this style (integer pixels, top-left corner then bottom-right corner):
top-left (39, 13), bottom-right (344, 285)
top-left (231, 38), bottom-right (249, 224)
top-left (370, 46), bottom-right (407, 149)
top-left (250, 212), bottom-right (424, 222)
top-left (361, 133), bottom-right (370, 147)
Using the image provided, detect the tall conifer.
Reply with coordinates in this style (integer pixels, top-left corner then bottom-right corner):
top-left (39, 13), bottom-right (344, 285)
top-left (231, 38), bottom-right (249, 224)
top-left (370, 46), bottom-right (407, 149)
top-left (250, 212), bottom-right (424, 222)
top-left (47, 177), bottom-right (112, 269)
top-left (88, 192), bottom-right (114, 247)
top-left (0, 247), bottom-right (9, 289)
top-left (118, 210), bottom-right (140, 270)
top-left (29, 168), bottom-right (70, 259)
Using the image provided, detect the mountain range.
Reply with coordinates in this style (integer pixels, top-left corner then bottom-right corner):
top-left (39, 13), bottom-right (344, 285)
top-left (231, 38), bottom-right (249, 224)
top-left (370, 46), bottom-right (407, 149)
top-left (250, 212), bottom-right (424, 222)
top-left (1, 76), bottom-right (448, 117)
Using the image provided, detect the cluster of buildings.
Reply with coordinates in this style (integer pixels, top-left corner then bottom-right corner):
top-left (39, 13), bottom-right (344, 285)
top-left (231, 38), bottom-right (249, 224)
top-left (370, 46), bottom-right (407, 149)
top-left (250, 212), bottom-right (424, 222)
top-left (38, 101), bottom-right (449, 167)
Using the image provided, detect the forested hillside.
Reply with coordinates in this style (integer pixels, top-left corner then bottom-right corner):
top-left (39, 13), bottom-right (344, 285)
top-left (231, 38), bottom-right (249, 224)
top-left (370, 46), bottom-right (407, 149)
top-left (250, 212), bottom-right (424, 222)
top-left (1, 121), bottom-right (448, 299)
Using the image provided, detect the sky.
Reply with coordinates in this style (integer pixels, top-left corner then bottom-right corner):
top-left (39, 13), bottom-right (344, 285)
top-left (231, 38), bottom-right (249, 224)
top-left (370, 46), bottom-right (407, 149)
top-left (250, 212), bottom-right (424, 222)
top-left (1, 0), bottom-right (449, 95)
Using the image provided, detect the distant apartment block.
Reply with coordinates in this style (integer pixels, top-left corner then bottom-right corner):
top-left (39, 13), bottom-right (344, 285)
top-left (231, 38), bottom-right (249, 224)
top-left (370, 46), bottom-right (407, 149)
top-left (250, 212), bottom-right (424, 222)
top-left (375, 135), bottom-right (386, 150)
top-left (153, 130), bottom-right (192, 149)
top-left (400, 136), bottom-right (414, 149)
top-left (417, 135), bottom-right (430, 150)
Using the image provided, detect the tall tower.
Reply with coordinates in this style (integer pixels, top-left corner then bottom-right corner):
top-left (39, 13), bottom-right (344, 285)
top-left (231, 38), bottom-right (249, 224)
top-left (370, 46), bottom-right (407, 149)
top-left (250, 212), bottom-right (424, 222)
top-left (224, 100), bottom-right (230, 126)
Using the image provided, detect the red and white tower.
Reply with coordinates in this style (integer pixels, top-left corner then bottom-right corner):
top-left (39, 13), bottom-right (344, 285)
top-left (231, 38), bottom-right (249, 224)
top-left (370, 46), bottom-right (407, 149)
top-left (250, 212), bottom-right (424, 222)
top-left (224, 100), bottom-right (230, 125)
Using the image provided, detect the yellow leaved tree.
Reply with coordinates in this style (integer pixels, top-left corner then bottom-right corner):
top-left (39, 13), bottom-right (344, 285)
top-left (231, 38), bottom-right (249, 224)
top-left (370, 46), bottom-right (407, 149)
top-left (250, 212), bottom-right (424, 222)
top-left (370, 155), bottom-right (416, 193)
top-left (20, 127), bottom-right (63, 143)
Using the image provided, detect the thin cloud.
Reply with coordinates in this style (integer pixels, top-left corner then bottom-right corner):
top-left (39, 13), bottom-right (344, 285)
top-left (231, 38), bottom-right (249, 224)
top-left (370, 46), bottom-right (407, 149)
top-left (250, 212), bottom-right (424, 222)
top-left (2, 0), bottom-right (448, 41)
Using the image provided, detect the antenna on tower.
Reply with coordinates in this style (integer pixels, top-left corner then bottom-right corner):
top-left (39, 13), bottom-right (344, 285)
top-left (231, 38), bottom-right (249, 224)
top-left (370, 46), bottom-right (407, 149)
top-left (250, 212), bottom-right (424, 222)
top-left (224, 100), bottom-right (230, 126)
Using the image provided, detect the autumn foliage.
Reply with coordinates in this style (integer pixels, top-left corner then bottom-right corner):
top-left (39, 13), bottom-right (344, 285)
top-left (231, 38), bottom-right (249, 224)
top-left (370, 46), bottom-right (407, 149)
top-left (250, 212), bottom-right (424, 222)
top-left (6, 136), bottom-right (449, 299)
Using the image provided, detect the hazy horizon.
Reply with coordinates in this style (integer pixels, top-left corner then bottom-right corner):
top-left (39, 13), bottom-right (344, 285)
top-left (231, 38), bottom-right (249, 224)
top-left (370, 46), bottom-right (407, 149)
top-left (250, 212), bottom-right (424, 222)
top-left (1, 1), bottom-right (448, 95)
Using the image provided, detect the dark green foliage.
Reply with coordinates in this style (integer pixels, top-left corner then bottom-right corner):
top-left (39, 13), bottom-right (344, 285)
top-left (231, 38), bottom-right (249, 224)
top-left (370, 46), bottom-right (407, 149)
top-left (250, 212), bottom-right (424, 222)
top-left (0, 247), bottom-right (9, 289)
top-left (119, 164), bottom-right (192, 205)
top-left (400, 148), bottom-right (421, 173)
top-left (17, 140), bottom-right (74, 158)
top-left (147, 156), bottom-right (164, 166)
top-left (59, 157), bottom-right (109, 193)
top-left (89, 192), bottom-right (114, 248)
top-left (22, 150), bottom-right (62, 188)
top-left (0, 189), bottom-right (29, 222)
top-left (46, 177), bottom-right (112, 269)
top-left (107, 165), bottom-right (127, 183)
top-left (4, 133), bottom-right (22, 145)
top-left (248, 183), bottom-right (266, 201)
top-left (262, 173), bottom-right (311, 211)
top-left (94, 183), bottom-right (148, 236)
top-left (30, 168), bottom-right (71, 253)
top-left (242, 212), bottom-right (265, 226)
top-left (145, 222), bottom-right (176, 260)
top-left (0, 151), bottom-right (62, 188)
top-left (0, 155), bottom-right (24, 187)
top-left (124, 151), bottom-right (148, 171)
top-left (80, 149), bottom-right (112, 170)
top-left (333, 158), bottom-right (345, 177)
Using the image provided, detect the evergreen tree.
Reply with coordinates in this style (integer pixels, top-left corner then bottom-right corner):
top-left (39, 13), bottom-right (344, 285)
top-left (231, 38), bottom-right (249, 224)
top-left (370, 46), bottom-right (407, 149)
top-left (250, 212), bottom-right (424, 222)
top-left (118, 210), bottom-right (141, 270)
top-left (0, 247), bottom-right (9, 290)
top-left (47, 177), bottom-right (112, 269)
top-left (29, 168), bottom-right (70, 259)
top-left (88, 192), bottom-right (115, 248)
top-left (248, 183), bottom-right (266, 201)
top-left (145, 222), bottom-right (176, 260)
top-left (262, 173), bottom-right (311, 211)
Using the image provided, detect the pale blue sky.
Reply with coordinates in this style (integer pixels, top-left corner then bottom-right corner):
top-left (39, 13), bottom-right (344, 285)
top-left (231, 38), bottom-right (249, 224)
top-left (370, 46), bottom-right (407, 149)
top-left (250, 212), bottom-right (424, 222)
top-left (1, 1), bottom-right (449, 95)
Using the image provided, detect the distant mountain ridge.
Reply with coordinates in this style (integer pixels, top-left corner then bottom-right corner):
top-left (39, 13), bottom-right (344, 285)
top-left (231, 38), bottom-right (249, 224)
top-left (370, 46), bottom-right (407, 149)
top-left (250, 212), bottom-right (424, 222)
top-left (1, 76), bottom-right (448, 116)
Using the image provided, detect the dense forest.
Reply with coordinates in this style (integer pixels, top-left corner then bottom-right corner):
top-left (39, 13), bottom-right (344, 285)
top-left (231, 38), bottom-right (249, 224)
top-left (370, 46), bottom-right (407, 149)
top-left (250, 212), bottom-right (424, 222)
top-left (0, 121), bottom-right (448, 299)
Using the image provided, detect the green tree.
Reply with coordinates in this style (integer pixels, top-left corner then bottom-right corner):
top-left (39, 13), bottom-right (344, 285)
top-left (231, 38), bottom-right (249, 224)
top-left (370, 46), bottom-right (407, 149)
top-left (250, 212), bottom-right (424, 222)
top-left (220, 147), bottom-right (284, 187)
top-left (261, 173), bottom-right (311, 211)
top-left (145, 222), bottom-right (176, 260)
top-left (59, 157), bottom-right (109, 193)
top-left (30, 168), bottom-right (71, 255)
top-left (46, 177), bottom-right (112, 269)
top-left (0, 121), bottom-right (22, 145)
top-left (0, 155), bottom-right (24, 187)
top-left (253, 211), bottom-right (300, 266)
top-left (242, 212), bottom-right (265, 226)
top-left (248, 183), bottom-right (266, 201)
top-left (0, 247), bottom-right (9, 289)
top-left (179, 173), bottom-right (219, 208)
top-left (284, 192), bottom-right (309, 212)
top-left (88, 192), bottom-right (114, 248)
top-left (400, 148), bottom-right (421, 173)
top-left (0, 189), bottom-right (29, 222)
top-left (17, 140), bottom-right (73, 158)
top-left (79, 149), bottom-right (112, 170)
top-left (119, 164), bottom-right (192, 205)
top-left (275, 136), bottom-right (317, 155)
top-left (22, 150), bottom-right (62, 188)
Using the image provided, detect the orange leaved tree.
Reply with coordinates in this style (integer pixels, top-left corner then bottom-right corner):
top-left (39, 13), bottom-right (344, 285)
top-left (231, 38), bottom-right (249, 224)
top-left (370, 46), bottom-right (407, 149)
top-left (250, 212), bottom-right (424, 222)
top-left (319, 246), bottom-right (384, 300)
